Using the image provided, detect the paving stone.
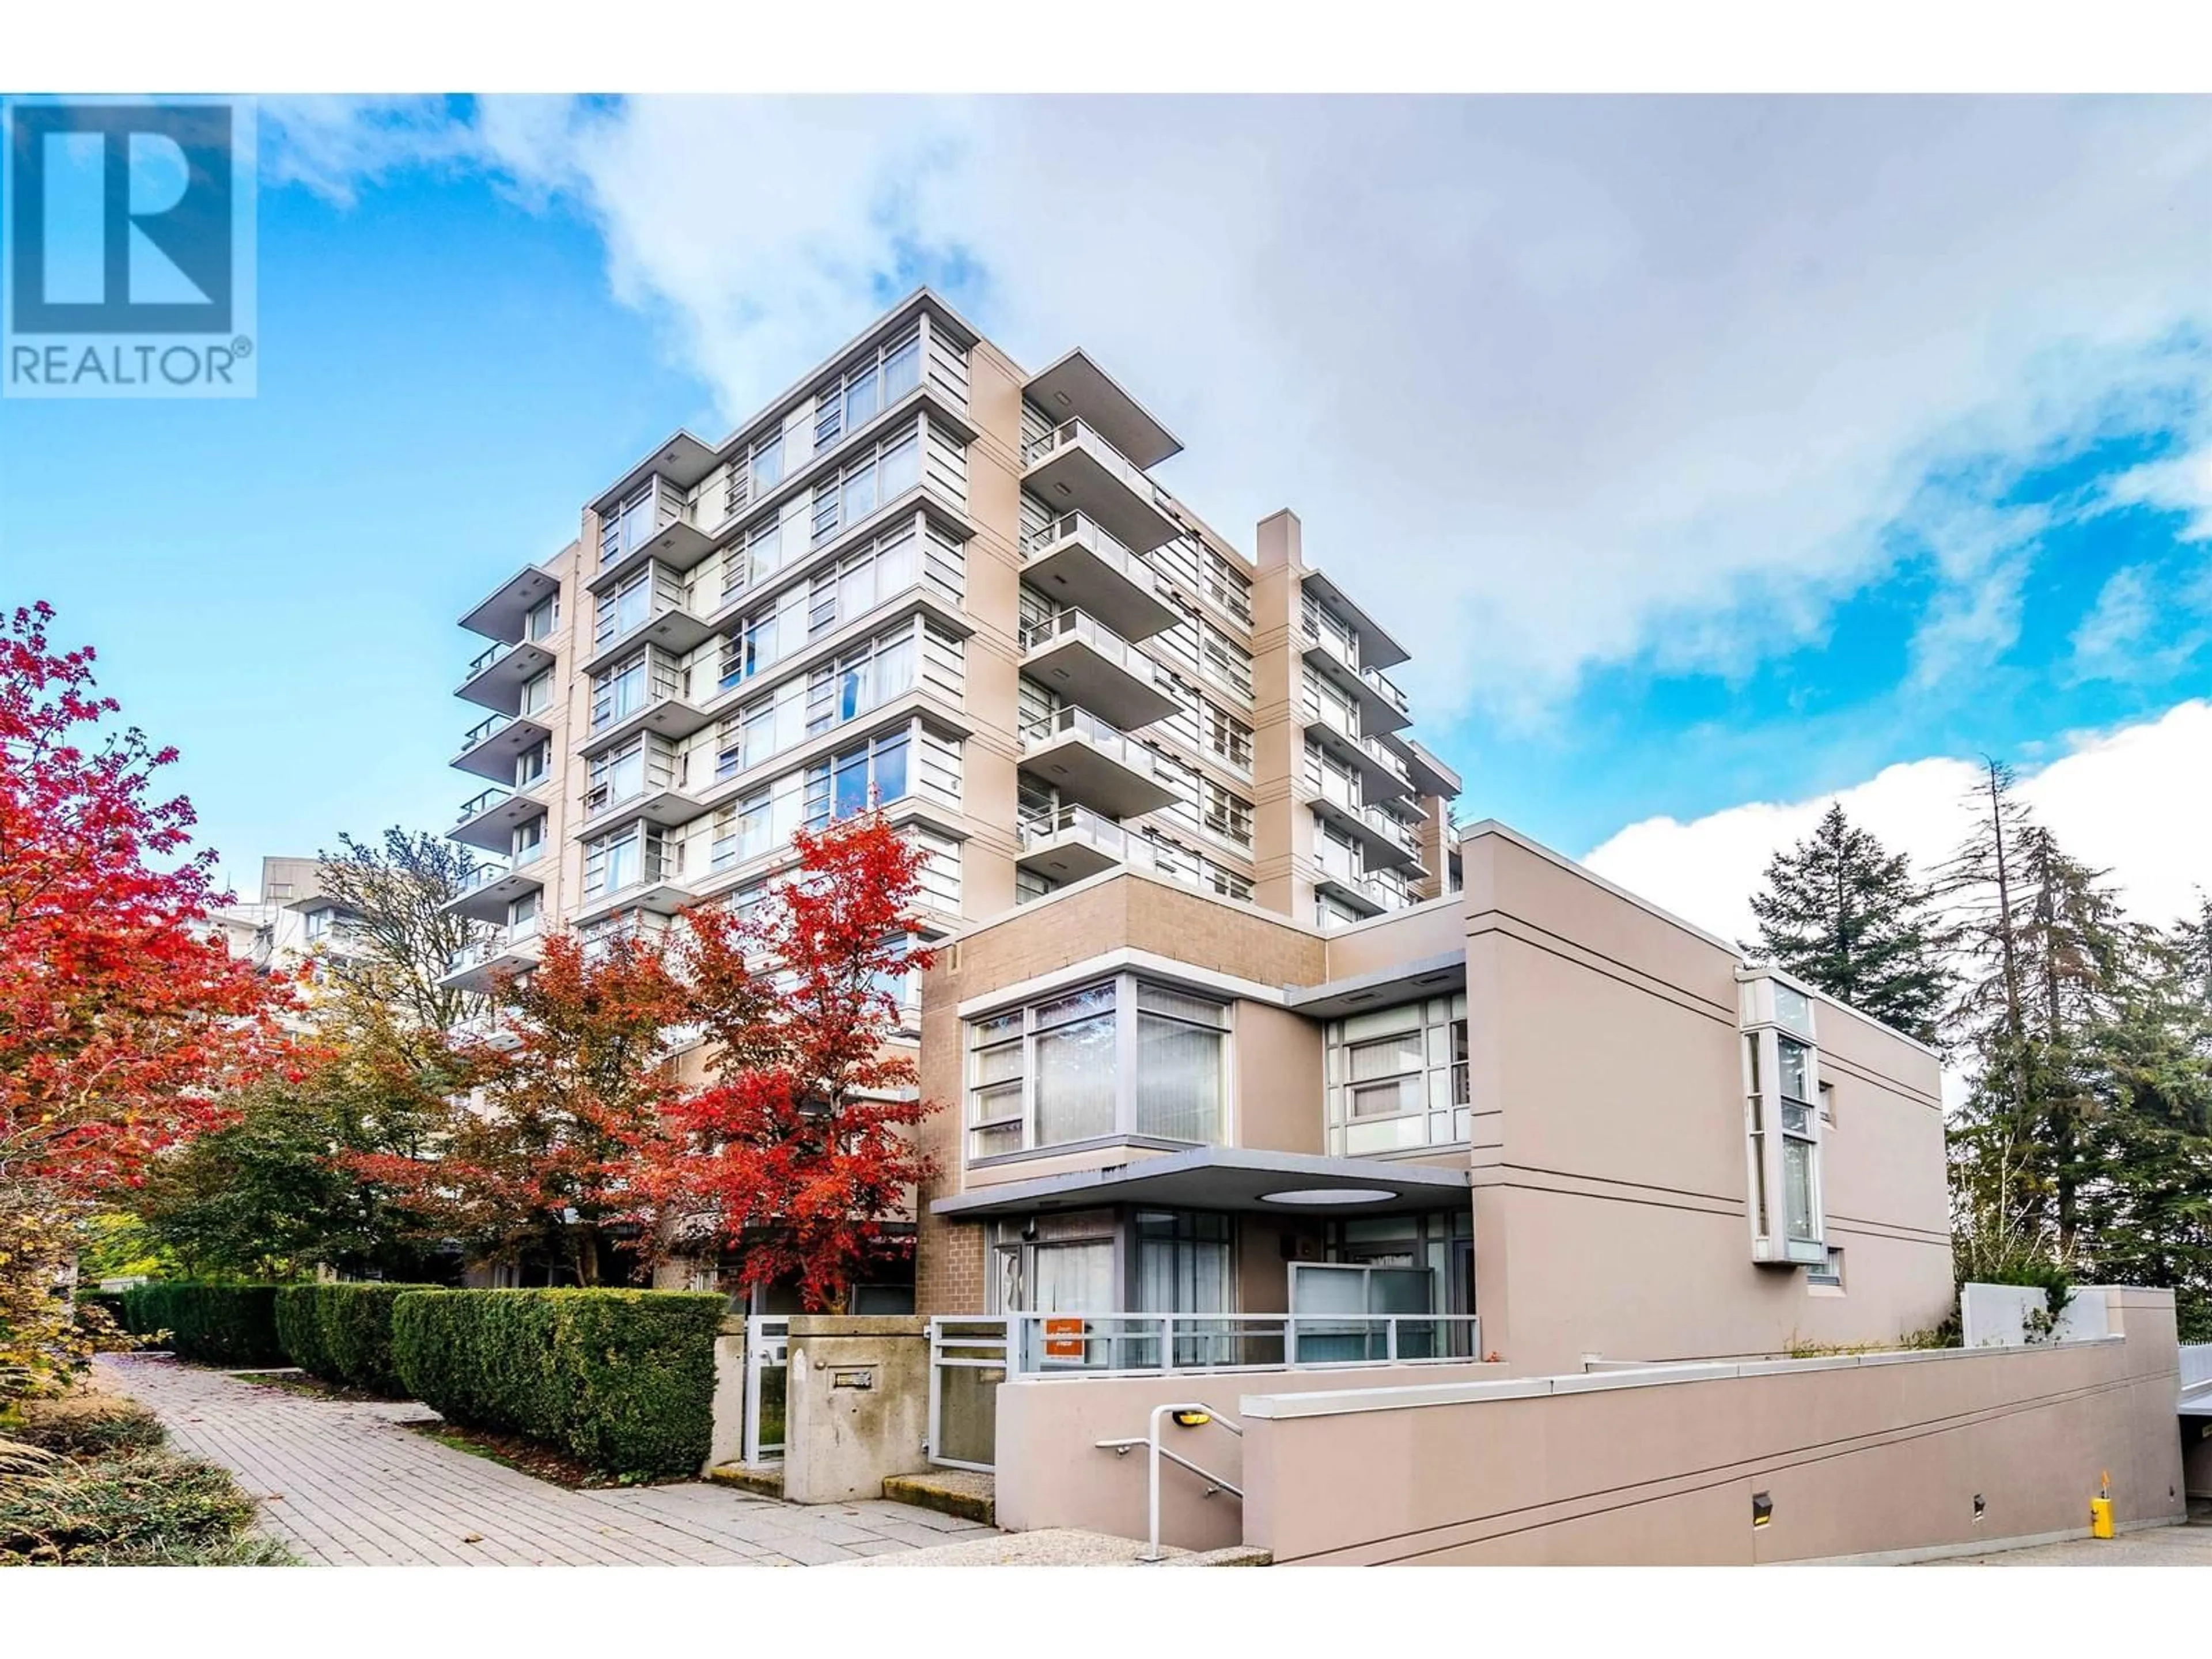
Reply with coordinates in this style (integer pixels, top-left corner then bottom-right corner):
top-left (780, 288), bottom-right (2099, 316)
top-left (96, 1353), bottom-right (994, 1569)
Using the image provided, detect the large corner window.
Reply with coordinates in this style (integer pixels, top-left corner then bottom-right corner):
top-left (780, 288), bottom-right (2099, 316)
top-left (964, 976), bottom-right (1229, 1161)
top-left (1325, 997), bottom-right (1469, 1155)
top-left (1740, 972), bottom-right (1825, 1267)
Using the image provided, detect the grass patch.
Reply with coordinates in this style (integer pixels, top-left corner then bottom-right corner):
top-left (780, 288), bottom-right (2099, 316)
top-left (1, 1388), bottom-right (294, 1566)
top-left (397, 1418), bottom-right (680, 1490)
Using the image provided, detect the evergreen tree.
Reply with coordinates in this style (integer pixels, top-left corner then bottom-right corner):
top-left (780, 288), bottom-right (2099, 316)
top-left (1743, 801), bottom-right (1948, 1042)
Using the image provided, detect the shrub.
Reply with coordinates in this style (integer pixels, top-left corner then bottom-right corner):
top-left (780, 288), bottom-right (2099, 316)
top-left (73, 1289), bottom-right (128, 1328)
top-left (1, 1392), bottom-right (291, 1566)
top-left (275, 1283), bottom-right (439, 1395)
top-left (392, 1289), bottom-right (724, 1479)
top-left (121, 1282), bottom-right (285, 1367)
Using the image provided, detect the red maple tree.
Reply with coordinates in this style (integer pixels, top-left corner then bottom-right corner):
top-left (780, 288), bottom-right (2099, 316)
top-left (0, 603), bottom-right (291, 1199)
top-left (347, 929), bottom-right (688, 1285)
top-left (638, 813), bottom-right (941, 1310)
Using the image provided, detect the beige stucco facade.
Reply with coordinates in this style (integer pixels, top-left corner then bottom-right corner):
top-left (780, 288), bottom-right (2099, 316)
top-left (915, 820), bottom-right (1954, 1380)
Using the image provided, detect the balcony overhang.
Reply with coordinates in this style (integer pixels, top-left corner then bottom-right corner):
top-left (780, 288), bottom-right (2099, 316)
top-left (569, 879), bottom-right (694, 931)
top-left (1395, 735), bottom-right (1461, 800)
top-left (581, 604), bottom-right (717, 679)
top-left (576, 694), bottom-right (713, 757)
top-left (1306, 717), bottom-right (1411, 800)
top-left (1300, 569), bottom-right (1410, 671)
top-left (441, 863), bottom-right (548, 924)
top-left (1015, 820), bottom-right (1126, 885)
top-left (589, 430), bottom-right (718, 519)
top-left (449, 789), bottom-right (548, 853)
top-left (577, 783), bottom-right (708, 839)
top-left (1314, 869), bottom-right (1388, 919)
top-left (1023, 350), bottom-right (1183, 471)
top-left (459, 564), bottom-right (561, 643)
top-left (1020, 730), bottom-right (1179, 820)
top-left (934, 1146), bottom-right (1471, 1221)
top-left (1288, 951), bottom-right (1465, 1021)
top-left (452, 715), bottom-right (552, 781)
top-left (457, 641), bottom-right (558, 714)
top-left (1310, 797), bottom-right (1420, 873)
top-left (1304, 646), bottom-right (1411, 736)
top-left (437, 934), bottom-right (543, 995)
top-left (1023, 433), bottom-right (1180, 553)
top-left (1021, 518), bottom-right (1178, 643)
top-left (1021, 632), bottom-right (1179, 733)
top-left (588, 518), bottom-right (717, 596)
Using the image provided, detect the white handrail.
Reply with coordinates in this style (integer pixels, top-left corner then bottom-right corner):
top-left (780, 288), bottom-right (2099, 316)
top-left (1093, 1400), bottom-right (1244, 1562)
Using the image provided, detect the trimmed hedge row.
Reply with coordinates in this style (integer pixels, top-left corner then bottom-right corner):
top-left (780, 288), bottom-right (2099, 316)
top-left (275, 1283), bottom-right (439, 1395)
top-left (120, 1283), bottom-right (285, 1367)
top-left (392, 1289), bottom-right (725, 1479)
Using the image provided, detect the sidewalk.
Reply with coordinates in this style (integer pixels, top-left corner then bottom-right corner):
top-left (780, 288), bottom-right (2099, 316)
top-left (99, 1353), bottom-right (994, 1566)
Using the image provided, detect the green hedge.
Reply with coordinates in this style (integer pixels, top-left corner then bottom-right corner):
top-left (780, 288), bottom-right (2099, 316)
top-left (274, 1283), bottom-right (439, 1395)
top-left (120, 1283), bottom-right (285, 1368)
top-left (392, 1289), bottom-right (724, 1479)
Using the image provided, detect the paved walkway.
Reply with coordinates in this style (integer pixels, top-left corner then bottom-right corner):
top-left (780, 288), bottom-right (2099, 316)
top-left (1931, 1520), bottom-right (2212, 1567)
top-left (98, 1354), bottom-right (995, 1566)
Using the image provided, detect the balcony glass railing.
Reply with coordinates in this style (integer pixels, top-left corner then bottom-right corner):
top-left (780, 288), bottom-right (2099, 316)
top-left (1022, 419), bottom-right (1169, 509)
top-left (1017, 803), bottom-right (1126, 858)
top-left (1363, 737), bottom-right (1412, 786)
top-left (1019, 704), bottom-right (1138, 765)
top-left (1018, 607), bottom-right (1138, 669)
top-left (1362, 665), bottom-right (1408, 716)
top-left (1019, 512), bottom-right (1170, 599)
top-left (1001, 1312), bottom-right (1482, 1375)
top-left (463, 639), bottom-right (516, 681)
top-left (456, 787), bottom-right (511, 825)
top-left (454, 861), bottom-right (508, 896)
top-left (460, 713), bottom-right (510, 753)
top-left (446, 918), bottom-right (543, 976)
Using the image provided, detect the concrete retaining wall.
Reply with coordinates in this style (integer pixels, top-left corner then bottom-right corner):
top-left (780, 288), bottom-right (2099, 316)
top-left (1236, 1287), bottom-right (2184, 1564)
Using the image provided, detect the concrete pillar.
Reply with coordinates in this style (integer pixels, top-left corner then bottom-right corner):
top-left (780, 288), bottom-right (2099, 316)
top-left (703, 1316), bottom-right (748, 1471)
top-left (782, 1315), bottom-right (933, 1503)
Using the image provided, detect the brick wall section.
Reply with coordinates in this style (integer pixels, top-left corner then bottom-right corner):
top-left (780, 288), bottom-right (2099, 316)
top-left (914, 872), bottom-right (1329, 1313)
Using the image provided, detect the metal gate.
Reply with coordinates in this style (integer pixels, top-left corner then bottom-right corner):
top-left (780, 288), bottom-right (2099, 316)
top-left (926, 1317), bottom-right (1007, 1471)
top-left (743, 1315), bottom-right (790, 1465)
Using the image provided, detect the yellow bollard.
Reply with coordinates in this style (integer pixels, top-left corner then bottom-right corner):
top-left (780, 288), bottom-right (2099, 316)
top-left (2090, 1468), bottom-right (2113, 1539)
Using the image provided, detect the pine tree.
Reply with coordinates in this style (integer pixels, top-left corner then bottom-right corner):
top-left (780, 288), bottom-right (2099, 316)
top-left (1743, 801), bottom-right (1948, 1042)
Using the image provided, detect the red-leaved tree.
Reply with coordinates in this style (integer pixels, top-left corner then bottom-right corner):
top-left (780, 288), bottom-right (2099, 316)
top-left (348, 930), bottom-right (687, 1285)
top-left (0, 602), bottom-right (291, 1194)
top-left (638, 813), bottom-right (940, 1310)
top-left (2, 602), bottom-right (291, 1399)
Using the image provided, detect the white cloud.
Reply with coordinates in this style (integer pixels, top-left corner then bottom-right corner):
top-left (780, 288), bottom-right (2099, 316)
top-left (1583, 698), bottom-right (2212, 945)
top-left (263, 96), bottom-right (2212, 725)
top-left (2108, 442), bottom-right (2212, 542)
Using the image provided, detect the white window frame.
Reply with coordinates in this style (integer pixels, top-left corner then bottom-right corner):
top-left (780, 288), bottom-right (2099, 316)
top-left (1739, 970), bottom-right (1827, 1267)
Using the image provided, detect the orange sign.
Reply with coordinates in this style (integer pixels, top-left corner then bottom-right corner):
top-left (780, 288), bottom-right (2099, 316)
top-left (1043, 1317), bottom-right (1086, 1359)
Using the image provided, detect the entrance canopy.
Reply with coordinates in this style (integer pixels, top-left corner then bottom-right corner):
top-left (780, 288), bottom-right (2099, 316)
top-left (930, 1146), bottom-right (1471, 1222)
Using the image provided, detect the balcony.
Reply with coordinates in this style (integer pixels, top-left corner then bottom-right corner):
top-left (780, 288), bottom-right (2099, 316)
top-left (1015, 804), bottom-right (1127, 886)
top-left (446, 1011), bottom-right (522, 1053)
top-left (1021, 421), bottom-right (1180, 553)
top-left (459, 563), bottom-right (560, 643)
top-left (1018, 513), bottom-right (1177, 642)
top-left (1306, 706), bottom-right (1414, 802)
top-left (452, 711), bottom-right (553, 782)
top-left (438, 920), bottom-right (544, 994)
top-left (581, 570), bottom-right (716, 677)
top-left (571, 854), bottom-right (694, 929)
top-left (1303, 649), bottom-right (1412, 737)
top-left (1024, 349), bottom-right (1183, 470)
top-left (441, 852), bottom-right (548, 924)
top-left (1315, 857), bottom-right (1393, 921)
top-left (1018, 707), bottom-right (1180, 819)
top-left (456, 638), bottom-right (558, 714)
top-left (578, 748), bottom-right (706, 836)
top-left (590, 477), bottom-right (715, 595)
top-left (1019, 608), bottom-right (1178, 733)
top-left (1300, 568), bottom-right (1410, 671)
top-left (450, 785), bottom-right (548, 853)
top-left (579, 656), bottom-right (712, 755)
top-left (1310, 795), bottom-right (1425, 874)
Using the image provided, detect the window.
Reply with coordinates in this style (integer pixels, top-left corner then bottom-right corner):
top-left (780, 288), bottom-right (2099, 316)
top-left (1819, 1079), bottom-right (1836, 1125)
top-left (964, 976), bottom-right (1231, 1160)
top-left (593, 655), bottom-right (646, 729)
top-left (1807, 1247), bottom-right (1844, 1289)
top-left (597, 568), bottom-right (653, 646)
top-left (512, 817), bottom-right (545, 865)
top-left (813, 323), bottom-right (922, 451)
top-left (811, 427), bottom-right (923, 549)
top-left (1325, 998), bottom-right (1469, 1154)
top-left (518, 668), bottom-right (554, 717)
top-left (513, 741), bottom-right (549, 790)
top-left (302, 906), bottom-right (335, 942)
top-left (1204, 703), bottom-right (1253, 774)
top-left (1741, 973), bottom-right (1825, 1266)
top-left (524, 594), bottom-right (559, 642)
top-left (1201, 779), bottom-right (1253, 849)
top-left (587, 740), bottom-right (646, 815)
top-left (1202, 548), bottom-right (1252, 625)
top-left (804, 730), bottom-right (911, 827)
top-left (1200, 623), bottom-right (1252, 703)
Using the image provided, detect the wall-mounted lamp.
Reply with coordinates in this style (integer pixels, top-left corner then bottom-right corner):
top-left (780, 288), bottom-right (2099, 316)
top-left (1751, 1492), bottom-right (1773, 1528)
top-left (1172, 1409), bottom-right (1211, 1429)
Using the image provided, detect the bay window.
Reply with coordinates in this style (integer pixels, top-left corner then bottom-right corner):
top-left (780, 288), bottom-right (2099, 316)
top-left (964, 976), bottom-right (1231, 1161)
top-left (1740, 971), bottom-right (1827, 1267)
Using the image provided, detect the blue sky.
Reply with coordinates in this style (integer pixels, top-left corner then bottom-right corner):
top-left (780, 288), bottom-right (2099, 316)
top-left (2, 95), bottom-right (2206, 934)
